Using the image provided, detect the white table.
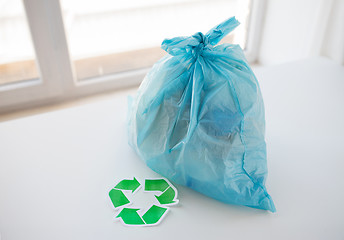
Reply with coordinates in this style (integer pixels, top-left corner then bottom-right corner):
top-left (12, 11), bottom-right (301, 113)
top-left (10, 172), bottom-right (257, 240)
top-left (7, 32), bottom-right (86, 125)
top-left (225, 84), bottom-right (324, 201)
top-left (0, 57), bottom-right (343, 239)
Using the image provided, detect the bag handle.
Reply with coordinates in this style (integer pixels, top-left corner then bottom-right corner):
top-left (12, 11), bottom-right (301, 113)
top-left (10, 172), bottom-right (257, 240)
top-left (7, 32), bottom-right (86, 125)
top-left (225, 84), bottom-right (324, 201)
top-left (205, 16), bottom-right (240, 45)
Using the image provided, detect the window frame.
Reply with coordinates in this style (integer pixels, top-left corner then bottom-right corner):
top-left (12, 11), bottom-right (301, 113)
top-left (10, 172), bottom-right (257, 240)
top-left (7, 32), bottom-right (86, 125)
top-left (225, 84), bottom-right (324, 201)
top-left (0, 0), bottom-right (265, 114)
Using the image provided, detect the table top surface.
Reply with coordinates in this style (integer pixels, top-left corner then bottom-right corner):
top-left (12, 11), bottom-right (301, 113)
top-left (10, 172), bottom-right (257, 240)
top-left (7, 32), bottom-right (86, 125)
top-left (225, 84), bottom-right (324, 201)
top-left (0, 57), bottom-right (344, 240)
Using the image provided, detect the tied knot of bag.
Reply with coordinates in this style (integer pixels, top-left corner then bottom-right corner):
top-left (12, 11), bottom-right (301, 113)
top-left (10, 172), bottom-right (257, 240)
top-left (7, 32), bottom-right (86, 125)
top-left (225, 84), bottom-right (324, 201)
top-left (161, 17), bottom-right (240, 57)
top-left (190, 32), bottom-right (210, 57)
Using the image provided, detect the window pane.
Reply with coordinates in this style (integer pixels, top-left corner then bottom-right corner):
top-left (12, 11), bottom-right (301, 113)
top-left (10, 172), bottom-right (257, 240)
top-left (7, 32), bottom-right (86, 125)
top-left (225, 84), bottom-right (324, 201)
top-left (0, 0), bottom-right (39, 85)
top-left (61, 0), bottom-right (251, 81)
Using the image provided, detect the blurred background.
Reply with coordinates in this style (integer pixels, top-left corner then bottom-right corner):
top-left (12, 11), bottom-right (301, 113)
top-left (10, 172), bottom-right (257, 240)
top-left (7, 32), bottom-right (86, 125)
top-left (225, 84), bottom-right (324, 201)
top-left (0, 0), bottom-right (343, 112)
top-left (0, 0), bottom-right (250, 84)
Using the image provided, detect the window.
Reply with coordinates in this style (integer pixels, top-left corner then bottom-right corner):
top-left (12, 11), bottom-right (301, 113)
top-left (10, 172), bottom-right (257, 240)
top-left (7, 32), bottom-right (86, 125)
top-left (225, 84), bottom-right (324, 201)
top-left (0, 0), bottom-right (265, 113)
top-left (0, 0), bottom-right (39, 85)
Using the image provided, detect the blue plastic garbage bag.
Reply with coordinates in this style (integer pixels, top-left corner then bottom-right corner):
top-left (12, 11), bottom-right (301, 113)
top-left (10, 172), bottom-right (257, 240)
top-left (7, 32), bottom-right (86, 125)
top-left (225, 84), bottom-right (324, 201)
top-left (128, 17), bottom-right (275, 212)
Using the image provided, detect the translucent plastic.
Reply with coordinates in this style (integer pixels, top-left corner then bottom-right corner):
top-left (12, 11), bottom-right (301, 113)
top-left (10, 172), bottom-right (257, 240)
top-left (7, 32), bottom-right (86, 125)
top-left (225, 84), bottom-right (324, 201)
top-left (128, 17), bottom-right (275, 212)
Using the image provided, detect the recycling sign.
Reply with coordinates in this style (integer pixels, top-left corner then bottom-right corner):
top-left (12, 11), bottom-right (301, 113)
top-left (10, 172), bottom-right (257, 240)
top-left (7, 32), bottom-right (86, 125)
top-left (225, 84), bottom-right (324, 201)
top-left (109, 177), bottom-right (178, 226)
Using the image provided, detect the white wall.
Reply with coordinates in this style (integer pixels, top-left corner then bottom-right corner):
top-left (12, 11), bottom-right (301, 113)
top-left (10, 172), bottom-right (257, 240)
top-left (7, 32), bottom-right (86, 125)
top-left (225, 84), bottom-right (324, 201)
top-left (321, 0), bottom-right (344, 65)
top-left (258, 0), bottom-right (344, 65)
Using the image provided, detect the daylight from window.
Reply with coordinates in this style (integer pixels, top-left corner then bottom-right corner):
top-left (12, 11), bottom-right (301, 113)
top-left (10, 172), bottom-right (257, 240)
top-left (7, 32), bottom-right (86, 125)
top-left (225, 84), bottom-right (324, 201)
top-left (0, 0), bottom-right (39, 85)
top-left (61, 0), bottom-right (251, 80)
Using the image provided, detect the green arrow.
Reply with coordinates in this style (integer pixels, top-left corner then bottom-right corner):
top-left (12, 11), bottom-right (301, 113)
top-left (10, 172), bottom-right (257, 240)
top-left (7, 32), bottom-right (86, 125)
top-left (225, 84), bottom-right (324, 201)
top-left (116, 208), bottom-right (145, 225)
top-left (109, 189), bottom-right (130, 208)
top-left (114, 177), bottom-right (140, 193)
top-left (142, 205), bottom-right (168, 225)
top-left (145, 179), bottom-right (169, 192)
top-left (145, 179), bottom-right (178, 205)
top-left (155, 187), bottom-right (178, 205)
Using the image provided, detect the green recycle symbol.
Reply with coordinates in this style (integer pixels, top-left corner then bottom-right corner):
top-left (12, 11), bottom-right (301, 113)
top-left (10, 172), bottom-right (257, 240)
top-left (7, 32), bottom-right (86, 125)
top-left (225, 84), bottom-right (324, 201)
top-left (109, 177), bottom-right (179, 226)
